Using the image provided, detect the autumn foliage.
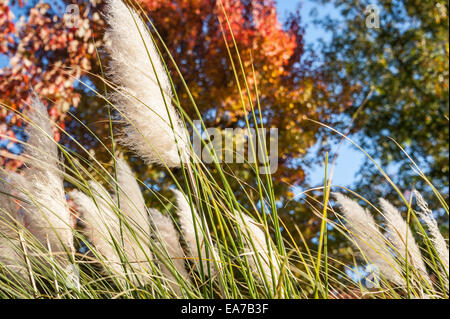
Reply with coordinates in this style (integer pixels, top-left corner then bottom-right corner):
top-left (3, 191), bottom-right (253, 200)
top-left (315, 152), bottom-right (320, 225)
top-left (0, 0), bottom-right (349, 187)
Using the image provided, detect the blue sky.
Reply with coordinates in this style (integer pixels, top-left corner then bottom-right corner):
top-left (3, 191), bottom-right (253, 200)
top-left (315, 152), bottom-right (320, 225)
top-left (0, 54), bottom-right (7, 68)
top-left (1, 1), bottom-right (364, 188)
top-left (275, 0), bottom-right (364, 187)
top-left (276, 0), bottom-right (338, 45)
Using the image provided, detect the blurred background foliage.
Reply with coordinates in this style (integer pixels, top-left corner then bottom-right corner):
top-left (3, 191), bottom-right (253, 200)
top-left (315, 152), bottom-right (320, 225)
top-left (319, 0), bottom-right (448, 207)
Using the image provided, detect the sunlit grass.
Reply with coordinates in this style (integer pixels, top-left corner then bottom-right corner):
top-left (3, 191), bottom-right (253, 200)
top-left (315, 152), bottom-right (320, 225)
top-left (0, 0), bottom-right (448, 299)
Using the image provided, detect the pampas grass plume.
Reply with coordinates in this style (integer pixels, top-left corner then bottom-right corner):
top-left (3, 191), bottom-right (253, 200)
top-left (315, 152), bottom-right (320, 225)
top-left (104, 0), bottom-right (188, 167)
top-left (379, 198), bottom-right (431, 285)
top-left (413, 190), bottom-right (449, 275)
top-left (149, 208), bottom-right (188, 296)
top-left (334, 193), bottom-right (404, 286)
top-left (69, 183), bottom-right (124, 279)
top-left (0, 171), bottom-right (29, 280)
top-left (19, 95), bottom-right (73, 260)
top-left (235, 212), bottom-right (280, 287)
top-left (113, 158), bottom-right (152, 274)
top-left (173, 189), bottom-right (220, 276)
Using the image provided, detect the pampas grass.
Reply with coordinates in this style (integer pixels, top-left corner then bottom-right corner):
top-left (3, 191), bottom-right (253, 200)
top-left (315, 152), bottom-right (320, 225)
top-left (379, 198), bottom-right (432, 286)
top-left (333, 193), bottom-right (405, 286)
top-left (0, 0), bottom-right (448, 300)
top-left (114, 158), bottom-right (148, 230)
top-left (112, 158), bottom-right (153, 283)
top-left (149, 208), bottom-right (189, 296)
top-left (173, 189), bottom-right (220, 277)
top-left (104, 0), bottom-right (188, 168)
top-left (414, 190), bottom-right (449, 276)
top-left (0, 172), bottom-right (29, 282)
top-left (235, 212), bottom-right (281, 289)
top-left (69, 182), bottom-right (125, 281)
top-left (6, 96), bottom-right (73, 264)
top-left (71, 177), bottom-right (155, 286)
top-left (333, 192), bottom-right (448, 295)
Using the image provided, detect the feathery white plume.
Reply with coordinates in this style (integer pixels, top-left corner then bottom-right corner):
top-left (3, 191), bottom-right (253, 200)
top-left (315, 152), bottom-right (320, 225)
top-left (334, 193), bottom-right (404, 286)
top-left (71, 179), bottom-right (154, 286)
top-left (19, 96), bottom-right (73, 262)
top-left (173, 189), bottom-right (220, 276)
top-left (69, 183), bottom-right (123, 279)
top-left (413, 190), bottom-right (449, 276)
top-left (235, 213), bottom-right (281, 287)
top-left (104, 0), bottom-right (188, 167)
top-left (113, 157), bottom-right (152, 276)
top-left (0, 171), bottom-right (28, 280)
top-left (379, 198), bottom-right (431, 285)
top-left (149, 208), bottom-right (189, 296)
top-left (114, 158), bottom-right (148, 229)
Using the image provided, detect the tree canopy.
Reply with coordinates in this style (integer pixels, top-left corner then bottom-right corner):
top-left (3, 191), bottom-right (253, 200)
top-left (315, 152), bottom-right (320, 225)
top-left (319, 0), bottom-right (449, 206)
top-left (1, 0), bottom-right (353, 200)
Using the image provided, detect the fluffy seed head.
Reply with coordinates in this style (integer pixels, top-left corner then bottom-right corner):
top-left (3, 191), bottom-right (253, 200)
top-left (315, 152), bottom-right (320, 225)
top-left (104, 0), bottom-right (188, 167)
top-left (0, 171), bottom-right (28, 281)
top-left (70, 184), bottom-right (123, 279)
top-left (413, 190), bottom-right (449, 276)
top-left (334, 193), bottom-right (404, 286)
top-left (19, 96), bottom-right (73, 261)
top-left (113, 158), bottom-right (153, 283)
top-left (71, 179), bottom-right (153, 286)
top-left (235, 212), bottom-right (281, 287)
top-left (149, 208), bottom-right (189, 296)
top-left (173, 189), bottom-right (220, 276)
top-left (379, 198), bottom-right (431, 286)
top-left (113, 158), bottom-right (150, 244)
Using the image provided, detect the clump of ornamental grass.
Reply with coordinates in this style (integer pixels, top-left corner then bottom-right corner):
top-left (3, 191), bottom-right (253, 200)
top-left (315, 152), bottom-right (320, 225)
top-left (0, 0), bottom-right (448, 299)
top-left (1, 95), bottom-right (76, 296)
top-left (332, 193), bottom-right (448, 298)
top-left (333, 193), bottom-right (405, 287)
top-left (234, 212), bottom-right (281, 289)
